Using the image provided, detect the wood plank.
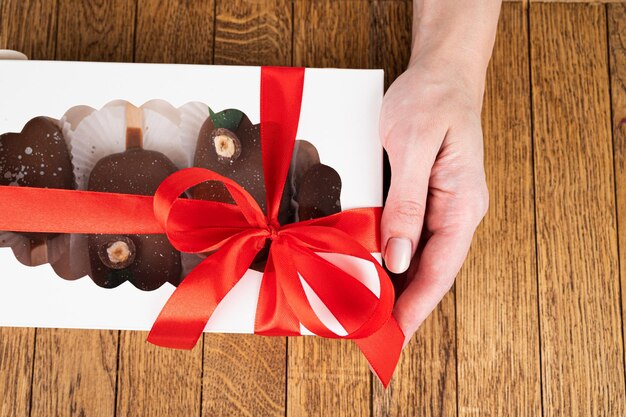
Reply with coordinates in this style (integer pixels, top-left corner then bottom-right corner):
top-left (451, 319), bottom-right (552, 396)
top-left (0, 2), bottom-right (57, 415)
top-left (294, 0), bottom-right (371, 70)
top-left (373, 295), bottom-right (457, 417)
top-left (135, 0), bottom-right (215, 64)
top-left (201, 2), bottom-right (291, 416)
top-left (215, 0), bottom-right (291, 66)
top-left (113, 3), bottom-right (214, 416)
top-left (288, 337), bottom-right (371, 417)
top-left (115, 332), bottom-right (203, 417)
top-left (370, 1), bottom-right (457, 416)
top-left (370, 0), bottom-right (412, 90)
top-left (0, 0), bottom-right (58, 59)
top-left (203, 335), bottom-right (286, 417)
top-left (455, 4), bottom-right (542, 416)
top-left (0, 328), bottom-right (35, 417)
top-left (530, 3), bottom-right (626, 416)
top-left (30, 2), bottom-right (136, 415)
top-left (30, 329), bottom-right (118, 416)
top-left (56, 0), bottom-right (135, 61)
top-left (608, 3), bottom-right (626, 392)
top-left (291, 2), bottom-right (374, 416)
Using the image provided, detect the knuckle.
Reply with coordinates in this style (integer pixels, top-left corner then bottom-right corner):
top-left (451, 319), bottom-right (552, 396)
top-left (388, 199), bottom-right (426, 226)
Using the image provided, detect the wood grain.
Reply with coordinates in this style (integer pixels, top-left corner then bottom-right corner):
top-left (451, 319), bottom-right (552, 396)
top-left (135, 0), bottom-right (215, 64)
top-left (56, 0), bottom-right (135, 61)
top-left (30, 329), bottom-right (118, 417)
top-left (0, 2), bottom-right (56, 415)
top-left (203, 335), bottom-right (286, 417)
top-left (288, 337), bottom-right (370, 417)
top-left (201, 2), bottom-right (291, 416)
top-left (294, 0), bottom-right (371, 70)
top-left (456, 4), bottom-right (542, 416)
top-left (373, 295), bottom-right (457, 417)
top-left (530, 3), bottom-right (626, 416)
top-left (0, 328), bottom-right (35, 417)
top-left (370, 0), bottom-right (412, 90)
top-left (215, 0), bottom-right (291, 66)
top-left (608, 3), bottom-right (626, 390)
top-left (115, 332), bottom-right (203, 417)
top-left (0, 0), bottom-right (58, 58)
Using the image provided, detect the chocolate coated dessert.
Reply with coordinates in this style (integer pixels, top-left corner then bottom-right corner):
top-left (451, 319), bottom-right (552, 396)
top-left (87, 104), bottom-right (182, 291)
top-left (87, 113), bottom-right (182, 290)
top-left (0, 116), bottom-right (75, 240)
top-left (297, 163), bottom-right (342, 221)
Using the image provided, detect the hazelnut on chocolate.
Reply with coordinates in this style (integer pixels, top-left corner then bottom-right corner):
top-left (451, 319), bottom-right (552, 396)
top-left (98, 237), bottom-right (136, 270)
top-left (212, 128), bottom-right (241, 163)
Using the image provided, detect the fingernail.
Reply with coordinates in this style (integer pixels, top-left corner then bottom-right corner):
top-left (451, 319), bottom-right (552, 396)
top-left (384, 237), bottom-right (412, 274)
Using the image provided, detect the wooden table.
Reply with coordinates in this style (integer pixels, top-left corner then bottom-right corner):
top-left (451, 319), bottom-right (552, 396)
top-left (1, 1), bottom-right (625, 416)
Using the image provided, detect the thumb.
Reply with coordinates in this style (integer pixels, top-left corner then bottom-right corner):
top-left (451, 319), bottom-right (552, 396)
top-left (381, 134), bottom-right (438, 274)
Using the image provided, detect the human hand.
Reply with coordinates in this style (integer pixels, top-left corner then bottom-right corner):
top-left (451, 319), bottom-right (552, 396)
top-left (380, 58), bottom-right (489, 344)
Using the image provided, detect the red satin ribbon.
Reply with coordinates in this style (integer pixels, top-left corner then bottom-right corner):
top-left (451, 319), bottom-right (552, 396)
top-left (0, 66), bottom-right (404, 387)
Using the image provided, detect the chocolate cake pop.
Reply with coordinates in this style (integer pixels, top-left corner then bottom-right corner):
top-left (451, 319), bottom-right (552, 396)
top-left (87, 105), bottom-right (182, 291)
top-left (0, 117), bottom-right (75, 264)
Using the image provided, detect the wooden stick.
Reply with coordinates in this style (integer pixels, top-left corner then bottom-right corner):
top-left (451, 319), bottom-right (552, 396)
top-left (125, 103), bottom-right (143, 150)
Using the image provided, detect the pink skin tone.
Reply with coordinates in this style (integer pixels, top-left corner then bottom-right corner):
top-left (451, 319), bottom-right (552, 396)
top-left (381, 0), bottom-right (502, 345)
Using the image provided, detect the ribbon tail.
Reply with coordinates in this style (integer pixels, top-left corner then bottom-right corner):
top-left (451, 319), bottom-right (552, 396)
top-left (254, 247), bottom-right (300, 336)
top-left (354, 316), bottom-right (404, 388)
top-left (148, 232), bottom-right (264, 349)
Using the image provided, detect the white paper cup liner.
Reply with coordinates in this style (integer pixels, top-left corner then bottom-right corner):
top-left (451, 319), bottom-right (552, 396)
top-left (179, 102), bottom-right (209, 166)
top-left (68, 103), bottom-right (127, 189)
top-left (143, 107), bottom-right (188, 169)
top-left (67, 100), bottom-right (189, 189)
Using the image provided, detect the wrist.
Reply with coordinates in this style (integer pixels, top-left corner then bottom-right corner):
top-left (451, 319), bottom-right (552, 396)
top-left (409, 0), bottom-right (501, 106)
top-left (406, 49), bottom-right (487, 112)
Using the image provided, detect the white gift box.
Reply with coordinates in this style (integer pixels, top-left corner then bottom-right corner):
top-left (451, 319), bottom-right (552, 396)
top-left (0, 60), bottom-right (384, 336)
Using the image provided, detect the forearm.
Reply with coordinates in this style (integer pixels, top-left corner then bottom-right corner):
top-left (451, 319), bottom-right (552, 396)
top-left (411, 0), bottom-right (502, 103)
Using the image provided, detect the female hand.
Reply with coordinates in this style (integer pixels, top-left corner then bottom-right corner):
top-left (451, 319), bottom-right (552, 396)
top-left (380, 58), bottom-right (489, 342)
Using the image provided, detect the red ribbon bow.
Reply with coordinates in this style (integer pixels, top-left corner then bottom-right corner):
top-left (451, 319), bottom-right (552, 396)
top-left (0, 66), bottom-right (404, 387)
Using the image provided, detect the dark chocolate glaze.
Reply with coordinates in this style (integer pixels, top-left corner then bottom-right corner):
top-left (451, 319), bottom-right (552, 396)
top-left (289, 140), bottom-right (320, 203)
top-left (193, 113), bottom-right (343, 272)
top-left (87, 149), bottom-right (182, 291)
top-left (297, 164), bottom-right (342, 221)
top-left (0, 116), bottom-right (75, 240)
top-left (192, 114), bottom-right (293, 225)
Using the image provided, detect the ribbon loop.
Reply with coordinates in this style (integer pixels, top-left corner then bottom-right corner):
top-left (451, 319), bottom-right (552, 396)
top-left (153, 167), bottom-right (269, 253)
